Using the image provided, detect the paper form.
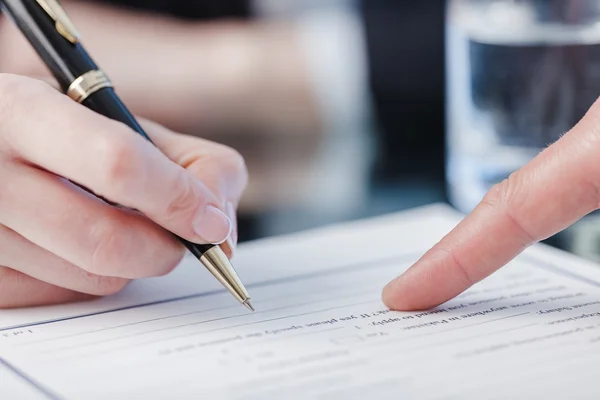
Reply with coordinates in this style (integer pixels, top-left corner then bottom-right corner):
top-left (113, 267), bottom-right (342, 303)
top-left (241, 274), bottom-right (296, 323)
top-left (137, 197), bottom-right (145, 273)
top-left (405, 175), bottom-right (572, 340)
top-left (0, 359), bottom-right (46, 400)
top-left (2, 204), bottom-right (600, 399)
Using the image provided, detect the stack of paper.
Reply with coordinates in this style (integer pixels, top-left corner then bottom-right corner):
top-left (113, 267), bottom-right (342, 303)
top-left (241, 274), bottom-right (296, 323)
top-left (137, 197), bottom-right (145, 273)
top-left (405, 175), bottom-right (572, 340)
top-left (2, 204), bottom-right (600, 399)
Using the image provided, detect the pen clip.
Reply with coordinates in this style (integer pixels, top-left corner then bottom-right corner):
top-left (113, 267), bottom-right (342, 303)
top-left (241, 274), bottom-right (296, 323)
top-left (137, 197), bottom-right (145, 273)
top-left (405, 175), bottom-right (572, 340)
top-left (35, 0), bottom-right (80, 44)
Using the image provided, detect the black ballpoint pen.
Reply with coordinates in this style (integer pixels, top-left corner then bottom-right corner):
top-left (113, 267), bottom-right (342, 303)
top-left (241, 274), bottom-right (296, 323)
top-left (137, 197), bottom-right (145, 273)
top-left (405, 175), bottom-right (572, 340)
top-left (0, 0), bottom-right (254, 312)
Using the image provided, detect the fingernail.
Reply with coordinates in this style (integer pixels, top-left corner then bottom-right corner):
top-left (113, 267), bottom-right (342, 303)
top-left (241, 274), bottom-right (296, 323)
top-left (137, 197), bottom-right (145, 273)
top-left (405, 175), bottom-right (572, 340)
top-left (226, 236), bottom-right (236, 258)
top-left (193, 205), bottom-right (232, 244)
top-left (225, 202), bottom-right (238, 258)
top-left (226, 201), bottom-right (238, 244)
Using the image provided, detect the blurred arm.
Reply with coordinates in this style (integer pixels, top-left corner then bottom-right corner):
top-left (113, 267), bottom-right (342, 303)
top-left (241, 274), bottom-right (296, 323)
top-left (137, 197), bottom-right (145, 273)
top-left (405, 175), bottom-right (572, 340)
top-left (0, 0), bottom-right (320, 136)
top-left (277, 3), bottom-right (375, 216)
top-left (0, 0), bottom-right (376, 217)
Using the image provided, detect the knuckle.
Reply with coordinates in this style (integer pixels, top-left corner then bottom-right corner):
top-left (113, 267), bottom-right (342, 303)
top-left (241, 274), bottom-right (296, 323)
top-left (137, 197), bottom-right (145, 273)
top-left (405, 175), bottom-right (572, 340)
top-left (434, 247), bottom-right (476, 287)
top-left (88, 218), bottom-right (132, 276)
top-left (91, 275), bottom-right (129, 296)
top-left (481, 179), bottom-right (511, 210)
top-left (220, 147), bottom-right (248, 181)
top-left (163, 174), bottom-right (204, 223)
top-left (481, 172), bottom-right (526, 212)
top-left (95, 128), bottom-right (140, 191)
top-left (88, 215), bottom-right (179, 279)
top-left (482, 173), bottom-right (536, 243)
top-left (203, 145), bottom-right (248, 187)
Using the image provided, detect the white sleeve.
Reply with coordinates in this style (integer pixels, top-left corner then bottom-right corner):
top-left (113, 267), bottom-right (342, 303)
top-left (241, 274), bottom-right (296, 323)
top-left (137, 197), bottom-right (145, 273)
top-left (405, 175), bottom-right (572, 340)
top-left (254, 1), bottom-right (376, 220)
top-left (295, 4), bottom-right (371, 137)
top-left (254, 1), bottom-right (372, 139)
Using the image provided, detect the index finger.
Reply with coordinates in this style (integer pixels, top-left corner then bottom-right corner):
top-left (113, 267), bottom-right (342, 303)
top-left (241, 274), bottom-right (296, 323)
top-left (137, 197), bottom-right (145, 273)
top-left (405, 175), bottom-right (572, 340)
top-left (383, 97), bottom-right (600, 311)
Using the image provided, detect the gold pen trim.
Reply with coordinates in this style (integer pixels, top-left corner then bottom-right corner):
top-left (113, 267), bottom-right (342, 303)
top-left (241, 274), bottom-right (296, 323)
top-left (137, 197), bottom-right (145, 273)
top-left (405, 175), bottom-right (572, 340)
top-left (67, 70), bottom-right (112, 103)
top-left (200, 246), bottom-right (252, 307)
top-left (35, 0), bottom-right (80, 44)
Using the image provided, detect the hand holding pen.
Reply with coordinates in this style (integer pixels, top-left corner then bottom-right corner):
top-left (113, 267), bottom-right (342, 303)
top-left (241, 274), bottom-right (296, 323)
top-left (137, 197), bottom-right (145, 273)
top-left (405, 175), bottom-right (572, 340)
top-left (0, 2), bottom-right (250, 308)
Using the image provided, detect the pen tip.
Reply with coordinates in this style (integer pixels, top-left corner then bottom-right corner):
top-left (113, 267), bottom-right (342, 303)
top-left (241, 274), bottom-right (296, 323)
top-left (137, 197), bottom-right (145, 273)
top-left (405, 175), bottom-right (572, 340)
top-left (243, 300), bottom-right (255, 312)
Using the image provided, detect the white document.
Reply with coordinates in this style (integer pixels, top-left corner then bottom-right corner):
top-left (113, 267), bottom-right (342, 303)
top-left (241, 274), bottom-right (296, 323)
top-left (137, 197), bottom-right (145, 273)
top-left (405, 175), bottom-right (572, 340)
top-left (0, 360), bottom-right (45, 400)
top-left (3, 204), bottom-right (600, 399)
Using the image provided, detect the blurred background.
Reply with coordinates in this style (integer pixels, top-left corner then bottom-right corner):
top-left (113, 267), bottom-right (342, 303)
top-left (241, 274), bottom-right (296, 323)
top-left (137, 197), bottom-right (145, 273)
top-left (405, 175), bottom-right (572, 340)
top-left (3, 0), bottom-right (600, 259)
